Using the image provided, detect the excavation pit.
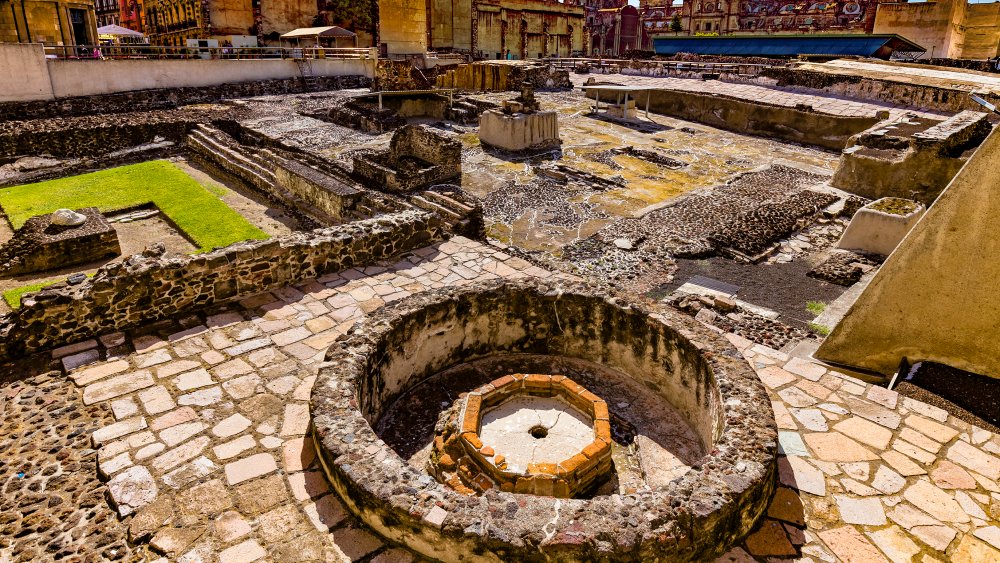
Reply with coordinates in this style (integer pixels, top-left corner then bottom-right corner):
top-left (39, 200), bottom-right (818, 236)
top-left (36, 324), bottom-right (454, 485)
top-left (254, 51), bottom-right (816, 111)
top-left (311, 278), bottom-right (778, 562)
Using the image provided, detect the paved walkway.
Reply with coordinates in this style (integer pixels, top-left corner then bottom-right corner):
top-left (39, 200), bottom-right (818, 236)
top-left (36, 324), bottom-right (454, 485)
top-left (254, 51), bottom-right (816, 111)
top-left (572, 73), bottom-right (948, 119)
top-left (8, 236), bottom-right (1000, 562)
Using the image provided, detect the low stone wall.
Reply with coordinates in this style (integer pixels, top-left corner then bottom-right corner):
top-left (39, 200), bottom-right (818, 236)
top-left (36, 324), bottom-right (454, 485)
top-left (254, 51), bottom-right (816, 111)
top-left (312, 278), bottom-right (777, 562)
top-left (0, 106), bottom-right (248, 158)
top-left (435, 61), bottom-right (572, 91)
top-left (0, 75), bottom-right (371, 121)
top-left (274, 160), bottom-right (363, 221)
top-left (627, 88), bottom-right (880, 151)
top-left (353, 125), bottom-right (463, 192)
top-left (0, 211), bottom-right (442, 361)
top-left (743, 67), bottom-right (999, 114)
top-left (0, 208), bottom-right (121, 276)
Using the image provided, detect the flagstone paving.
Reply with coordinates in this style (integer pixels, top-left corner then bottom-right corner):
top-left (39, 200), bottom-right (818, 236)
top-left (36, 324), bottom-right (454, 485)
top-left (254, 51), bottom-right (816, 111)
top-left (2, 235), bottom-right (999, 562)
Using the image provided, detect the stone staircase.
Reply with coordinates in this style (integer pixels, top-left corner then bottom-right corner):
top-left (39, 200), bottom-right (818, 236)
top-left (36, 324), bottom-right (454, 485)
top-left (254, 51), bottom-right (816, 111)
top-left (410, 188), bottom-right (483, 238)
top-left (296, 60), bottom-right (320, 93)
top-left (186, 124), bottom-right (276, 192)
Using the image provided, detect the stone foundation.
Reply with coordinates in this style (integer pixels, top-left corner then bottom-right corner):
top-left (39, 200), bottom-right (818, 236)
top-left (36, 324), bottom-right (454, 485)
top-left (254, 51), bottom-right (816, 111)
top-left (352, 125), bottom-right (462, 192)
top-left (0, 207), bottom-right (120, 276)
top-left (0, 211), bottom-right (442, 361)
top-left (274, 160), bottom-right (363, 222)
top-left (832, 111), bottom-right (992, 205)
top-left (435, 61), bottom-right (572, 91)
top-left (0, 75), bottom-right (371, 121)
top-left (479, 110), bottom-right (560, 152)
top-left (311, 278), bottom-right (777, 562)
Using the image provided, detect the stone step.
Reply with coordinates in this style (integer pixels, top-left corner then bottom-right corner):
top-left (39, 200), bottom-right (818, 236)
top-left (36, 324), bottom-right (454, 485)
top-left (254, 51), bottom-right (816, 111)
top-left (187, 136), bottom-right (275, 188)
top-left (421, 190), bottom-right (475, 214)
top-left (411, 195), bottom-right (463, 221)
top-left (187, 131), bottom-right (275, 182)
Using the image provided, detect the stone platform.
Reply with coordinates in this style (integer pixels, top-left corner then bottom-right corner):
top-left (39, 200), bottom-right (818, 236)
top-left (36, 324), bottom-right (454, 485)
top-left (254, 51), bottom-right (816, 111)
top-left (2, 236), bottom-right (999, 561)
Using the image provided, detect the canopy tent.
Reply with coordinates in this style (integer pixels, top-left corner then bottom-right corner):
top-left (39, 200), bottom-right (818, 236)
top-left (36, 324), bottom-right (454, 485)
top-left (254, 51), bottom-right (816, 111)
top-left (280, 26), bottom-right (357, 47)
top-left (651, 34), bottom-right (926, 60)
top-left (97, 24), bottom-right (146, 45)
top-left (97, 24), bottom-right (144, 37)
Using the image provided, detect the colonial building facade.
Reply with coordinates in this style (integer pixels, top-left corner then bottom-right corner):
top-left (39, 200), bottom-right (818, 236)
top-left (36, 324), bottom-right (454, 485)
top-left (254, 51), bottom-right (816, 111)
top-left (424, 0), bottom-right (585, 59)
top-left (95, 0), bottom-right (120, 26)
top-left (590, 3), bottom-right (649, 56)
top-left (0, 0), bottom-right (98, 44)
top-left (658, 0), bottom-right (883, 36)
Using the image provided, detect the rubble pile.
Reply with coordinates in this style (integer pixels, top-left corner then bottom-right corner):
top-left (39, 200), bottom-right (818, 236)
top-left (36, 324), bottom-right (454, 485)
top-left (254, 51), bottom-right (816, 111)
top-left (808, 250), bottom-right (882, 286)
top-left (669, 293), bottom-right (814, 349)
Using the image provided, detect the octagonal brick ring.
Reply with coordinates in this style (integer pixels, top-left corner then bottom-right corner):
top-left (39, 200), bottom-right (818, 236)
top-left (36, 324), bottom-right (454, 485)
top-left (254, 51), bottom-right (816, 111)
top-left (457, 373), bottom-right (613, 498)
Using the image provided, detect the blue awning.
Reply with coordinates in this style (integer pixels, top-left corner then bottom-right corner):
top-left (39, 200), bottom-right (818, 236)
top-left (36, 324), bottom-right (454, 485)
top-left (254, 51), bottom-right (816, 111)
top-left (652, 35), bottom-right (925, 59)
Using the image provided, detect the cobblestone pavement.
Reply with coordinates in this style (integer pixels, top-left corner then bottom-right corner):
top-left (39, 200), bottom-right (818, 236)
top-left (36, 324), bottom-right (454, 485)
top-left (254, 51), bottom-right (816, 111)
top-left (572, 73), bottom-right (949, 119)
top-left (4, 236), bottom-right (999, 562)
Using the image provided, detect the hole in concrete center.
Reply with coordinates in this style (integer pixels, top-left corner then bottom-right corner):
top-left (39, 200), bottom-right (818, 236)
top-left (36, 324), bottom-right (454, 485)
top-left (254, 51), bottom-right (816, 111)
top-left (529, 425), bottom-right (548, 439)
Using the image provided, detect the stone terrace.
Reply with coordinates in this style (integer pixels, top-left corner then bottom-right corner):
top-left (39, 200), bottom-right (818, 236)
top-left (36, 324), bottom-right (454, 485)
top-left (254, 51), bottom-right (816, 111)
top-left (572, 73), bottom-right (948, 119)
top-left (2, 237), bottom-right (999, 562)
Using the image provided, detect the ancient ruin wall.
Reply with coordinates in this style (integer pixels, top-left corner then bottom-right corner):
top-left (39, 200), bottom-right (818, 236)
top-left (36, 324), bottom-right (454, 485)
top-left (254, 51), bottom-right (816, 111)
top-left (0, 75), bottom-right (371, 121)
top-left (629, 88), bottom-right (880, 151)
top-left (742, 67), bottom-right (996, 114)
top-left (0, 211), bottom-right (442, 362)
top-left (0, 208), bottom-right (120, 276)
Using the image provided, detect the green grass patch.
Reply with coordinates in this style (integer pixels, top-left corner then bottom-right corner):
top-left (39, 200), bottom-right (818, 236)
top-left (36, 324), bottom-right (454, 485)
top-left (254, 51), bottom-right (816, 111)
top-left (0, 161), bottom-right (268, 252)
top-left (806, 300), bottom-right (827, 315)
top-left (808, 322), bottom-right (831, 337)
top-left (3, 280), bottom-right (60, 309)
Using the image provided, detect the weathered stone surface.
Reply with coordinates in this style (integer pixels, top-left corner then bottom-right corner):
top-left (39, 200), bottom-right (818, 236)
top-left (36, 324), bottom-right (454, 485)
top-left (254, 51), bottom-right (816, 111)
top-left (107, 465), bottom-right (158, 516)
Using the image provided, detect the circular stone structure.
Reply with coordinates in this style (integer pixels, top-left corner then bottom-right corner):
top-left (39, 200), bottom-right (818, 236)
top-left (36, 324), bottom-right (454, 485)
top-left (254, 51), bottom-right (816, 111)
top-left (311, 278), bottom-right (777, 562)
top-left (428, 373), bottom-right (614, 498)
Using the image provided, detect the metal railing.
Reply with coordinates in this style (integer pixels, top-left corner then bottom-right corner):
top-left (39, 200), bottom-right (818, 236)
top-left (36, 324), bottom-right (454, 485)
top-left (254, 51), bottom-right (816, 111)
top-left (43, 45), bottom-right (377, 61)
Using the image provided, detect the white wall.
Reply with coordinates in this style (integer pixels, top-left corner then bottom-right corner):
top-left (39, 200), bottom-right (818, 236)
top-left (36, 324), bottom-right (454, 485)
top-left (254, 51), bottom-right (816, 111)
top-left (0, 43), bottom-right (54, 101)
top-left (0, 43), bottom-right (376, 102)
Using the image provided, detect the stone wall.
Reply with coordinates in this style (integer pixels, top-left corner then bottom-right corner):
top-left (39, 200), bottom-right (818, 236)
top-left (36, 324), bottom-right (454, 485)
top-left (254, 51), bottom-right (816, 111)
top-left (744, 67), bottom-right (997, 114)
top-left (628, 88), bottom-right (880, 151)
top-left (353, 125), bottom-right (462, 193)
top-left (831, 111), bottom-right (992, 205)
top-left (311, 278), bottom-right (777, 562)
top-left (273, 159), bottom-right (363, 221)
top-left (435, 61), bottom-right (572, 91)
top-left (0, 75), bottom-right (371, 121)
top-left (0, 211), bottom-right (442, 362)
top-left (0, 106), bottom-right (251, 158)
top-left (0, 208), bottom-right (121, 276)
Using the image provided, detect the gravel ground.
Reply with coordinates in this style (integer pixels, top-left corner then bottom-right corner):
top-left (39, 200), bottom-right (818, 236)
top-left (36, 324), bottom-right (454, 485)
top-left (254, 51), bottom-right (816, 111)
top-left (896, 362), bottom-right (1000, 432)
top-left (655, 257), bottom-right (848, 330)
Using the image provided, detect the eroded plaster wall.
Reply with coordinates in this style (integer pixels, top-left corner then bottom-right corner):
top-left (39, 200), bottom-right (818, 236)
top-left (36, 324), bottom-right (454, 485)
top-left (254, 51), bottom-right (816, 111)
top-left (817, 129), bottom-right (1000, 379)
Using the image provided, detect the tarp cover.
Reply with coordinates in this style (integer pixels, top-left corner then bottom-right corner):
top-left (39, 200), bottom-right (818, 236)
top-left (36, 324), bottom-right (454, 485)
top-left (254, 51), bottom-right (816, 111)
top-left (280, 26), bottom-right (356, 39)
top-left (652, 34), bottom-right (925, 59)
top-left (97, 24), bottom-right (144, 37)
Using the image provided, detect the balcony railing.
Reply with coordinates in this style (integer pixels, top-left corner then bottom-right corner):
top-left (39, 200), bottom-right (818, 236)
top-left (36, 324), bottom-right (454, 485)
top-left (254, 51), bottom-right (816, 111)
top-left (43, 45), bottom-right (377, 61)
